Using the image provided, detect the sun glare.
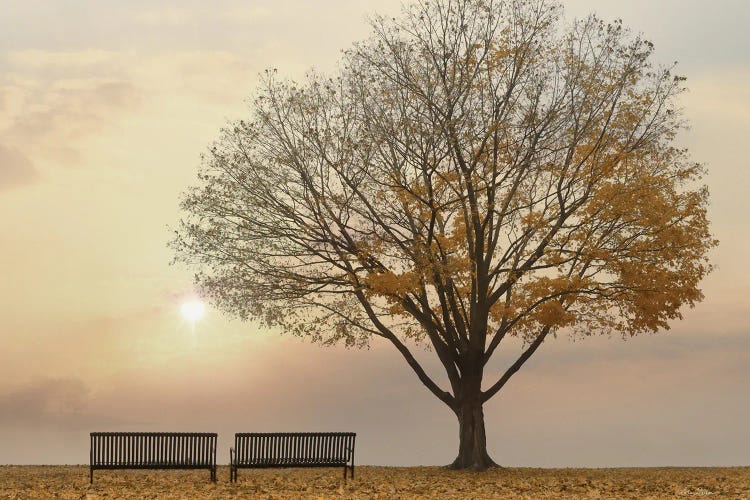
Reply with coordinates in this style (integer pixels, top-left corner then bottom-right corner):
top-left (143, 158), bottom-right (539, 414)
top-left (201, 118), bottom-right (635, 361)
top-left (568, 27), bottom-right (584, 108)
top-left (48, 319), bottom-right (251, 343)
top-left (181, 300), bottom-right (205, 322)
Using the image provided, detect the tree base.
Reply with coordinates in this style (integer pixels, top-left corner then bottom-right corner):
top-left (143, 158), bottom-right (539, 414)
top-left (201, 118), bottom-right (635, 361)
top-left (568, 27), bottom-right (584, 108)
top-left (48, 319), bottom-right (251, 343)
top-left (444, 456), bottom-right (502, 471)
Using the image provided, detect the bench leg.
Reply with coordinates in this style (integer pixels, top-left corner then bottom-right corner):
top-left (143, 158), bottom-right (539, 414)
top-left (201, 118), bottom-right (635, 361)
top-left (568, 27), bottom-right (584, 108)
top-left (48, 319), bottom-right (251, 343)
top-left (90, 467), bottom-right (93, 484)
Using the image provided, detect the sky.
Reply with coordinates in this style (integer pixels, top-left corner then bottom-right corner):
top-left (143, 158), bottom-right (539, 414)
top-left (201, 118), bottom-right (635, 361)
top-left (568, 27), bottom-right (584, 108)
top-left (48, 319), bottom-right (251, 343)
top-left (0, 0), bottom-right (748, 467)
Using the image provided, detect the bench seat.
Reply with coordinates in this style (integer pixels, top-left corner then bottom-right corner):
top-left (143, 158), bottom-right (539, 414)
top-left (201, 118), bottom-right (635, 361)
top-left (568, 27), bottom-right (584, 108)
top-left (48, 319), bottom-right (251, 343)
top-left (90, 432), bottom-right (217, 483)
top-left (230, 432), bottom-right (355, 482)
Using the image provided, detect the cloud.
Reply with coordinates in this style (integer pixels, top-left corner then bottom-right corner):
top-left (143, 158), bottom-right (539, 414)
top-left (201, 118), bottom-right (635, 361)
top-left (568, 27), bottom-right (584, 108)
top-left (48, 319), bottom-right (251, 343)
top-left (0, 144), bottom-right (38, 190)
top-left (0, 378), bottom-right (147, 431)
top-left (6, 80), bottom-right (141, 166)
top-left (4, 49), bottom-right (118, 69)
top-left (133, 6), bottom-right (196, 27)
top-left (0, 378), bottom-right (89, 427)
top-left (1, 49), bottom-right (142, 172)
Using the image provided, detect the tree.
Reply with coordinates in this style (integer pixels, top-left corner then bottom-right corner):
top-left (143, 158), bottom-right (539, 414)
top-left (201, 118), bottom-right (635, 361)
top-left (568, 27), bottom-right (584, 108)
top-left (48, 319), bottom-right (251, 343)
top-left (171, 0), bottom-right (716, 470)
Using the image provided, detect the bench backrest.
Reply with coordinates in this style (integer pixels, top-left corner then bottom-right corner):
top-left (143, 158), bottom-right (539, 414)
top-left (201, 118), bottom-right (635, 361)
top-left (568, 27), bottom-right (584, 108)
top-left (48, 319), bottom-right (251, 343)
top-left (235, 432), bottom-right (355, 465)
top-left (90, 432), bottom-right (217, 466)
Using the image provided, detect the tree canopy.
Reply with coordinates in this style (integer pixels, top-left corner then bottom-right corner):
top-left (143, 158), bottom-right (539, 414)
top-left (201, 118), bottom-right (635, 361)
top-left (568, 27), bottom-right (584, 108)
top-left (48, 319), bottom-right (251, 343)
top-left (172, 0), bottom-right (716, 469)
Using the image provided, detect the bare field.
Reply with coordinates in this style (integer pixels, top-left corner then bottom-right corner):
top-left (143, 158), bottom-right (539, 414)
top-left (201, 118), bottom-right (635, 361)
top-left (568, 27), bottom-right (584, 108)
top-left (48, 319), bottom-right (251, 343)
top-left (1, 465), bottom-right (749, 499)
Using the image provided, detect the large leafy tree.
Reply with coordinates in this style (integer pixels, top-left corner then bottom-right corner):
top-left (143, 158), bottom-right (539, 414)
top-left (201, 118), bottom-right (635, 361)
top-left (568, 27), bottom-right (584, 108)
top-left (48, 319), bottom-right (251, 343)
top-left (172, 0), bottom-right (716, 470)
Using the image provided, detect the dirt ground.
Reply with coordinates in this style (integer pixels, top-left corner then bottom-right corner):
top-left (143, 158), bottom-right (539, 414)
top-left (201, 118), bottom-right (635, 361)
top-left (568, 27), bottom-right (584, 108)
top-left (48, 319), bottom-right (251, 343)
top-left (0, 465), bottom-right (748, 499)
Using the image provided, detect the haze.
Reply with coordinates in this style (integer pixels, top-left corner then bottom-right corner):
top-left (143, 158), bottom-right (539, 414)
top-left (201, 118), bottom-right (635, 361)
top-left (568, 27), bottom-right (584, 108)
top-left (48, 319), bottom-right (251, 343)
top-left (1, 0), bottom-right (748, 466)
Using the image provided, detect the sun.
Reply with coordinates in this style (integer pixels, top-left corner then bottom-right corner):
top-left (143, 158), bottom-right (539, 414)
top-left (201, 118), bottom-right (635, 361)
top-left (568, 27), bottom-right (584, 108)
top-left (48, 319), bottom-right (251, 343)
top-left (181, 300), bottom-right (206, 322)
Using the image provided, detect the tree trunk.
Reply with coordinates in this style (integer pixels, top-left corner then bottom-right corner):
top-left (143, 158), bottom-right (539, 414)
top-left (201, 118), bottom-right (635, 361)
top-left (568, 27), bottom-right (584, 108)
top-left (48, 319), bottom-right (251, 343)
top-left (446, 397), bottom-right (499, 470)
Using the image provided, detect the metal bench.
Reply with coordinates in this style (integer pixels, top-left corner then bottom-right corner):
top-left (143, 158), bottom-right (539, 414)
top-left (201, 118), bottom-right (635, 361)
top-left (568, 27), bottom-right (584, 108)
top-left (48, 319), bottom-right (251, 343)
top-left (89, 432), bottom-right (217, 483)
top-left (230, 432), bottom-right (355, 482)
